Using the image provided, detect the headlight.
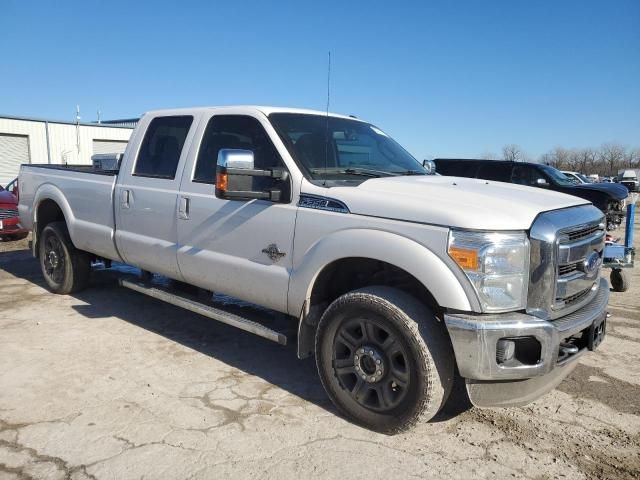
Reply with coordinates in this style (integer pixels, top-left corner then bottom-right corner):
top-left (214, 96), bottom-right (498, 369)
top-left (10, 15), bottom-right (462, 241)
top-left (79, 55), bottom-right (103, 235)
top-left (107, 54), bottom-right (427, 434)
top-left (448, 230), bottom-right (530, 312)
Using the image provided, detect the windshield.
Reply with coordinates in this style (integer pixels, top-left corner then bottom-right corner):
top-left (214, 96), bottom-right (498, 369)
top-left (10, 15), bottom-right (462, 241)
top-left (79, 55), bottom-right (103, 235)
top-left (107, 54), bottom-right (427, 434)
top-left (541, 165), bottom-right (576, 186)
top-left (269, 113), bottom-right (425, 182)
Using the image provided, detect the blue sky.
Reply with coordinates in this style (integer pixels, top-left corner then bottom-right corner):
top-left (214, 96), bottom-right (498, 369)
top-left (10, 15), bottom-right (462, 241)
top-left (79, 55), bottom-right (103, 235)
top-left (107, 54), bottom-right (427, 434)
top-left (1, 0), bottom-right (638, 159)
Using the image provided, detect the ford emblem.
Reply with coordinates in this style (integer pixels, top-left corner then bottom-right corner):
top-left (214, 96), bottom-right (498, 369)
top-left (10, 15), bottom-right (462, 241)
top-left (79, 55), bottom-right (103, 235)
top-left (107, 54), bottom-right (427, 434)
top-left (583, 251), bottom-right (602, 278)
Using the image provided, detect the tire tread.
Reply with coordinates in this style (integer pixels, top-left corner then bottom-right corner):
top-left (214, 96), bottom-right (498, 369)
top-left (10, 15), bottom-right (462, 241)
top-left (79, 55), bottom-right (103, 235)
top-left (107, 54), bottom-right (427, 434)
top-left (315, 286), bottom-right (454, 434)
top-left (39, 221), bottom-right (91, 294)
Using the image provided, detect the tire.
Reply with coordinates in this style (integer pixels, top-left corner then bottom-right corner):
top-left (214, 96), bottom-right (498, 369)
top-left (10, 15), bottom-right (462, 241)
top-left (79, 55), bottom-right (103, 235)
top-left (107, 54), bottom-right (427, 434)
top-left (315, 286), bottom-right (454, 434)
top-left (610, 268), bottom-right (629, 292)
top-left (39, 221), bottom-right (91, 294)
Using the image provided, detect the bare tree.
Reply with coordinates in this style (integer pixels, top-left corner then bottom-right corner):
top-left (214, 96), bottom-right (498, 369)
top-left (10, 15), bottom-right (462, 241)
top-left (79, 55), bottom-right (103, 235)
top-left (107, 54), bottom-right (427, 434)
top-left (543, 147), bottom-right (572, 171)
top-left (574, 148), bottom-right (597, 174)
top-left (502, 144), bottom-right (524, 162)
top-left (624, 148), bottom-right (640, 169)
top-left (474, 143), bottom-right (639, 175)
top-left (539, 152), bottom-right (554, 166)
top-left (598, 143), bottom-right (626, 175)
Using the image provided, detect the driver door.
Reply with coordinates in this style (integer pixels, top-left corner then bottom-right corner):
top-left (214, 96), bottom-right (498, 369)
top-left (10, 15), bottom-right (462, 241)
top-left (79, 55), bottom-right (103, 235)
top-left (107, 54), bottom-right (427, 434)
top-left (176, 114), bottom-right (297, 313)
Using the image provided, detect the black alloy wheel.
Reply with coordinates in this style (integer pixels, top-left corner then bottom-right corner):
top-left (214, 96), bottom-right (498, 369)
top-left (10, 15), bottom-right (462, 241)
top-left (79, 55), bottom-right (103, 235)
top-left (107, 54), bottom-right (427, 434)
top-left (315, 286), bottom-right (454, 433)
top-left (332, 317), bottom-right (411, 412)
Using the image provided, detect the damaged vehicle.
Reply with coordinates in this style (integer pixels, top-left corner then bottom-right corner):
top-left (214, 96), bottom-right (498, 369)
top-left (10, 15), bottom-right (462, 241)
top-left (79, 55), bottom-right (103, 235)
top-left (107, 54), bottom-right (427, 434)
top-left (19, 107), bottom-right (609, 432)
top-left (434, 159), bottom-right (628, 230)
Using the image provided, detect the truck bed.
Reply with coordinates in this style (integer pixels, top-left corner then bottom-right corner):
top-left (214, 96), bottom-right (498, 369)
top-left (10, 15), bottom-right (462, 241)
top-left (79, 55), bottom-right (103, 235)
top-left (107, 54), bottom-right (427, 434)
top-left (18, 164), bottom-right (122, 262)
top-left (25, 163), bottom-right (119, 176)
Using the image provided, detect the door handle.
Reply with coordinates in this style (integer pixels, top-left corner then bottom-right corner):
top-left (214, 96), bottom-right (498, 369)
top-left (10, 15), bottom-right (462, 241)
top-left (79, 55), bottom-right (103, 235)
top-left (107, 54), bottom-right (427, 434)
top-left (121, 189), bottom-right (131, 209)
top-left (178, 196), bottom-right (190, 220)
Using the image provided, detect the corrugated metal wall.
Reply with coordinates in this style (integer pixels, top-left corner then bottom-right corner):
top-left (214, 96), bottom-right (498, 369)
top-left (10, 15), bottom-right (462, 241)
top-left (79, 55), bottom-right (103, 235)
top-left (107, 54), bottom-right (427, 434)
top-left (0, 117), bottom-right (133, 181)
top-left (47, 123), bottom-right (132, 164)
top-left (0, 134), bottom-right (30, 185)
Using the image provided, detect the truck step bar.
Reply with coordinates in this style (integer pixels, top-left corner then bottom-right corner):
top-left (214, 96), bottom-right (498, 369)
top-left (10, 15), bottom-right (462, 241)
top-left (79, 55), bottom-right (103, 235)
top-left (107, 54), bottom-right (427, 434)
top-left (119, 279), bottom-right (288, 345)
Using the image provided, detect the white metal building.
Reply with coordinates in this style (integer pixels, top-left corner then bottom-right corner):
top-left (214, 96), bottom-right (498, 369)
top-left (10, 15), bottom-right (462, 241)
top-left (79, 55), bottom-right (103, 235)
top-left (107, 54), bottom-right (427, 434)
top-left (0, 115), bottom-right (136, 185)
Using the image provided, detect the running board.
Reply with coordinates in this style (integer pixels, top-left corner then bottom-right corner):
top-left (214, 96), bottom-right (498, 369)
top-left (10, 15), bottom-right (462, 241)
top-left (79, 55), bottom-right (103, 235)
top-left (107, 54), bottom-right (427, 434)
top-left (119, 279), bottom-right (288, 345)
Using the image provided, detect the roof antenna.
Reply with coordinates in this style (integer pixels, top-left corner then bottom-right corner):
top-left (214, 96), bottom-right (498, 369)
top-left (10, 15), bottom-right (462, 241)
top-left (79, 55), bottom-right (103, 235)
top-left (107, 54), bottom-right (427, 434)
top-left (323, 51), bottom-right (331, 187)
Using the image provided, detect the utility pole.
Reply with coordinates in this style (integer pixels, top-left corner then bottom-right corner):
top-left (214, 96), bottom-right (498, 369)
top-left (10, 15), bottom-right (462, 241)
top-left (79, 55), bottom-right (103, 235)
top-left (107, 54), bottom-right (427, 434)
top-left (75, 105), bottom-right (81, 162)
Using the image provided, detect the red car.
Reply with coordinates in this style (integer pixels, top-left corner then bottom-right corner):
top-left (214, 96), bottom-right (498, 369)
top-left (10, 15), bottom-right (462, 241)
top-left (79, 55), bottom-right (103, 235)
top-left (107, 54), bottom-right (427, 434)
top-left (0, 178), bottom-right (28, 241)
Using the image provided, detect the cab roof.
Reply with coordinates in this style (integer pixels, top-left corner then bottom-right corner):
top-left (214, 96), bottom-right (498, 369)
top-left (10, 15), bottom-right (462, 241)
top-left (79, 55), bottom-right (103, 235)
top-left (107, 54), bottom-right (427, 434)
top-left (143, 105), bottom-right (363, 122)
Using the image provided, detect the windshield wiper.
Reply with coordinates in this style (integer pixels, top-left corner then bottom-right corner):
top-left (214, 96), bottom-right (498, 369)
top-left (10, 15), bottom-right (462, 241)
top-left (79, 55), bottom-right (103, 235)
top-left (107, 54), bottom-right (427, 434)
top-left (311, 167), bottom-right (396, 178)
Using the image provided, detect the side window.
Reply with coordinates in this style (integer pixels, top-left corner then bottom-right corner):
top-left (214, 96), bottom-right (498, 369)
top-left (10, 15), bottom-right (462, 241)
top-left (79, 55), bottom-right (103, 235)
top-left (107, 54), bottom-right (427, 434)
top-left (434, 160), bottom-right (479, 177)
top-left (512, 165), bottom-right (538, 186)
top-left (134, 116), bottom-right (193, 179)
top-left (477, 163), bottom-right (512, 182)
top-left (193, 115), bottom-right (284, 184)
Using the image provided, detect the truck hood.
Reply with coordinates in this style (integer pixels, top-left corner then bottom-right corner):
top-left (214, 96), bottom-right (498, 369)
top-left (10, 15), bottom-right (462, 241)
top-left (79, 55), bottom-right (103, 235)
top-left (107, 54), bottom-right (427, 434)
top-left (572, 182), bottom-right (628, 200)
top-left (323, 176), bottom-right (589, 230)
top-left (0, 190), bottom-right (17, 205)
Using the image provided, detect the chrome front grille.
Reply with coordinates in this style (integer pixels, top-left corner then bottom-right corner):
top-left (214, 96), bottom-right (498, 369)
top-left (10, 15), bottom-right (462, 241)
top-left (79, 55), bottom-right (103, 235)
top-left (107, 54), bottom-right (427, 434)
top-left (565, 224), bottom-right (600, 241)
top-left (560, 287), bottom-right (593, 306)
top-left (555, 223), bottom-right (605, 308)
top-left (527, 205), bottom-right (606, 320)
top-left (0, 208), bottom-right (18, 220)
top-left (558, 261), bottom-right (580, 275)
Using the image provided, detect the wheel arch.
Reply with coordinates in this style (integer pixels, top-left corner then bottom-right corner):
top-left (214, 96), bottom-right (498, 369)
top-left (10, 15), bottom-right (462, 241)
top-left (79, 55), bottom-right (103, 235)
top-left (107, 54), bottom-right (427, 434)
top-left (290, 229), bottom-right (476, 358)
top-left (32, 185), bottom-right (76, 257)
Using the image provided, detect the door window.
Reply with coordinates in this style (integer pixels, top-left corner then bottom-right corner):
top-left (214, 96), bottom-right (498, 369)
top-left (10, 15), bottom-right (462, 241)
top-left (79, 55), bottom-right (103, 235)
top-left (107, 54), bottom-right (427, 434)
top-left (511, 165), bottom-right (541, 186)
top-left (193, 115), bottom-right (285, 190)
top-left (434, 160), bottom-right (480, 178)
top-left (134, 116), bottom-right (193, 179)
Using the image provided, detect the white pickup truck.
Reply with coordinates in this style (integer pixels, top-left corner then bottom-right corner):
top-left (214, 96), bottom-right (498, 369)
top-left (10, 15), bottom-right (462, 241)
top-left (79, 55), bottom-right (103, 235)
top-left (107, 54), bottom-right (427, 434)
top-left (18, 106), bottom-right (609, 433)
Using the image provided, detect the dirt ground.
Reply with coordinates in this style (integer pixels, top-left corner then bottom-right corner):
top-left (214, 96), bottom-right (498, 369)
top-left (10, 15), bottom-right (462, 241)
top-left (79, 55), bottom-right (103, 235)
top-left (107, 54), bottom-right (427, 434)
top-left (0, 227), bottom-right (639, 480)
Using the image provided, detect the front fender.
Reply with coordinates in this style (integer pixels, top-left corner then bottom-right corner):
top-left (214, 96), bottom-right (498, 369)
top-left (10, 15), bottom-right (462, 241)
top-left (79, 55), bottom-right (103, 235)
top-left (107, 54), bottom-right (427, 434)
top-left (288, 228), bottom-right (477, 315)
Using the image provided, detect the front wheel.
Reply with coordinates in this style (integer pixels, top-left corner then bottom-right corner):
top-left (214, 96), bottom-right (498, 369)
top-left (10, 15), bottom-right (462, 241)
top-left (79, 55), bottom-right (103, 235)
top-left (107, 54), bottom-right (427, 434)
top-left (39, 221), bottom-right (91, 294)
top-left (315, 286), bottom-right (454, 434)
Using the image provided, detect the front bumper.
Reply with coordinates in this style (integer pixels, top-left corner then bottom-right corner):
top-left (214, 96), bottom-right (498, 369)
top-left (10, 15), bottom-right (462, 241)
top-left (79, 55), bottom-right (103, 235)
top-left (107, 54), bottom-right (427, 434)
top-left (444, 277), bottom-right (609, 407)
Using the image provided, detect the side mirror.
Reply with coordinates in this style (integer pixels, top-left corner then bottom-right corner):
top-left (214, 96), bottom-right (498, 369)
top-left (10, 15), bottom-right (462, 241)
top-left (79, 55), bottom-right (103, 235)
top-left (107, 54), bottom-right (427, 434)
top-left (422, 159), bottom-right (436, 175)
top-left (215, 149), bottom-right (289, 202)
top-left (536, 178), bottom-right (550, 187)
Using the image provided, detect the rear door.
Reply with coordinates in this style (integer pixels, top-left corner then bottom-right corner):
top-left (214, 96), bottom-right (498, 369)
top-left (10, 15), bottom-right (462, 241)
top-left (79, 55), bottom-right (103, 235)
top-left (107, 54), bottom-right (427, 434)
top-left (115, 114), bottom-right (198, 278)
top-left (176, 113), bottom-right (296, 312)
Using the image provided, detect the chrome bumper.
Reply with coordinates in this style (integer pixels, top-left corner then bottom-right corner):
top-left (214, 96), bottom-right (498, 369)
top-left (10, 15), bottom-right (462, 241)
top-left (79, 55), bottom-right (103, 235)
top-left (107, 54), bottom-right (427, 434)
top-left (444, 277), bottom-right (609, 407)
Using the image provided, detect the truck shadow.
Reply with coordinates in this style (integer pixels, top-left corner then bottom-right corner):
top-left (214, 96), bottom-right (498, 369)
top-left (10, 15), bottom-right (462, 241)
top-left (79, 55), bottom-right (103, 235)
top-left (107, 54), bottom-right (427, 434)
top-left (0, 249), bottom-right (471, 428)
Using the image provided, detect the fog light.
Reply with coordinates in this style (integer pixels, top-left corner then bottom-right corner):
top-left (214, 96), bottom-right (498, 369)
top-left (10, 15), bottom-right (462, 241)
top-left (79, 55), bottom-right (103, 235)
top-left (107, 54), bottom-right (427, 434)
top-left (496, 339), bottom-right (515, 364)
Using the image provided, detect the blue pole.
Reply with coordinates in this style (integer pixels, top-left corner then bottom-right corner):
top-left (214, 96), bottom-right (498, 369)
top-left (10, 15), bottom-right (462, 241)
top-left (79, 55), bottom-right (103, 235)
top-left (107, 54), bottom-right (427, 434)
top-left (625, 203), bottom-right (635, 249)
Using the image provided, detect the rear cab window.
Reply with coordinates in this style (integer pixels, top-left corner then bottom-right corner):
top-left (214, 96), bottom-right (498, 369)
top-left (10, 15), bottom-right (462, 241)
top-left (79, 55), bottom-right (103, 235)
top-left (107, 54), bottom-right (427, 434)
top-left (134, 116), bottom-right (193, 179)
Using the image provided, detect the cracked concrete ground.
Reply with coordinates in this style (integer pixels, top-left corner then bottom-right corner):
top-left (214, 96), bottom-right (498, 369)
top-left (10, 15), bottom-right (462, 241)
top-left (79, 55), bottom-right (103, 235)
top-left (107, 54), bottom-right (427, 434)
top-left (0, 226), bottom-right (639, 480)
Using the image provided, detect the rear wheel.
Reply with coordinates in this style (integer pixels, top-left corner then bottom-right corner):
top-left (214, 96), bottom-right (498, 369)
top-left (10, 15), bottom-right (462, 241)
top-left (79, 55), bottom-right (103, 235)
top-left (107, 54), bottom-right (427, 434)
top-left (315, 286), bottom-right (454, 434)
top-left (39, 221), bottom-right (91, 294)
